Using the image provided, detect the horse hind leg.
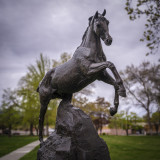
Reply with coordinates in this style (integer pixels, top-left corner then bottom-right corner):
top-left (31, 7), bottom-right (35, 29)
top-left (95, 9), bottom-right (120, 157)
top-left (39, 97), bottom-right (50, 145)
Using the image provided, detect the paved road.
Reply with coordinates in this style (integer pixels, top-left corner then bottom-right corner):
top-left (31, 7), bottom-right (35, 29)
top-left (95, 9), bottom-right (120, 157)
top-left (0, 140), bottom-right (40, 160)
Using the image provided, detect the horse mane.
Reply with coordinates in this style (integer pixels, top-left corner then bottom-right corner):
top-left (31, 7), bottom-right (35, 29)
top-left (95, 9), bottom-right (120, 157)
top-left (82, 27), bottom-right (89, 41)
top-left (82, 16), bottom-right (93, 41)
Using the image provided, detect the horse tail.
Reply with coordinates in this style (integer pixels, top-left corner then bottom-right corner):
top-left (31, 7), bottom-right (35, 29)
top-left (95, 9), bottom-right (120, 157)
top-left (36, 86), bottom-right (39, 92)
top-left (37, 68), bottom-right (55, 93)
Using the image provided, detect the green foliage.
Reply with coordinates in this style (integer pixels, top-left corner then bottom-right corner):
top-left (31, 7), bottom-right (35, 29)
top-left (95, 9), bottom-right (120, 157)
top-left (0, 136), bottom-right (38, 157)
top-left (151, 111), bottom-right (160, 134)
top-left (0, 88), bottom-right (22, 135)
top-left (109, 111), bottom-right (143, 135)
top-left (18, 54), bottom-right (52, 135)
top-left (125, 0), bottom-right (160, 55)
top-left (151, 111), bottom-right (160, 123)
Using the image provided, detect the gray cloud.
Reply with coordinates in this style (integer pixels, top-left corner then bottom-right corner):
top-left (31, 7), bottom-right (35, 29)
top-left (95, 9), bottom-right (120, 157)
top-left (0, 0), bottom-right (159, 114)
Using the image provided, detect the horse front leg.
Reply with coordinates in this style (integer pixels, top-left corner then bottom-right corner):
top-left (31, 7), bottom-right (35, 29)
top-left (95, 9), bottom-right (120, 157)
top-left (110, 89), bottom-right (119, 116)
top-left (87, 61), bottom-right (126, 97)
top-left (98, 70), bottom-right (119, 116)
top-left (106, 61), bottom-right (126, 97)
top-left (87, 62), bottom-right (108, 75)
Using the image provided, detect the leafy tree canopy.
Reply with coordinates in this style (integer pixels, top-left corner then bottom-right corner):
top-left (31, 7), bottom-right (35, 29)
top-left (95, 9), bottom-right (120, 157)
top-left (125, 0), bottom-right (160, 55)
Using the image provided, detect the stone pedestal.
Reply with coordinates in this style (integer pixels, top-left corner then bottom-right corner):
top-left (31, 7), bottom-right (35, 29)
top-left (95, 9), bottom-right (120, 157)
top-left (37, 100), bottom-right (111, 160)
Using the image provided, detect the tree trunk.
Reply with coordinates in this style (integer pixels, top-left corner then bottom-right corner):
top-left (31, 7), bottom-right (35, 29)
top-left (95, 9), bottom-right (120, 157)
top-left (126, 117), bottom-right (129, 136)
top-left (99, 119), bottom-right (103, 135)
top-left (99, 124), bottom-right (102, 135)
top-left (114, 121), bottom-right (118, 135)
top-left (147, 110), bottom-right (152, 135)
top-left (126, 128), bottom-right (129, 136)
top-left (154, 123), bottom-right (159, 135)
top-left (35, 125), bottom-right (39, 136)
top-left (8, 124), bottom-right (12, 137)
top-left (125, 129), bottom-right (128, 136)
top-left (30, 123), bottom-right (34, 136)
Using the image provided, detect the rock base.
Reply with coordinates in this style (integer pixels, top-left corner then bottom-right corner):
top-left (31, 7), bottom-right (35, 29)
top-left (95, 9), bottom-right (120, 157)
top-left (37, 100), bottom-right (111, 160)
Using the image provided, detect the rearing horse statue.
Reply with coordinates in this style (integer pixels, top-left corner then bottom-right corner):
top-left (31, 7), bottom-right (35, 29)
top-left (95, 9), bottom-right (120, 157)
top-left (37, 10), bottom-right (126, 143)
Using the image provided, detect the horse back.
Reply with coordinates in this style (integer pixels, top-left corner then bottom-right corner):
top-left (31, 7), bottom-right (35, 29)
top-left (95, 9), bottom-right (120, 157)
top-left (50, 47), bottom-right (93, 93)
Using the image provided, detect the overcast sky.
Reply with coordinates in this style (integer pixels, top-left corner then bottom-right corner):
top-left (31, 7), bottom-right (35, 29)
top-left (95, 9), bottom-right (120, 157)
top-left (0, 0), bottom-right (159, 115)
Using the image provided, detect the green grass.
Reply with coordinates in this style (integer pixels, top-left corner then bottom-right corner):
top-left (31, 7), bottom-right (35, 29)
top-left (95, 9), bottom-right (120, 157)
top-left (0, 135), bottom-right (38, 157)
top-left (101, 135), bottom-right (160, 160)
top-left (11, 135), bottom-right (160, 160)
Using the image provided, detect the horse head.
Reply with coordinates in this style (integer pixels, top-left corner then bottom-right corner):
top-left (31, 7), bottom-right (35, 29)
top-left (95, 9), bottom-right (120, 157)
top-left (89, 9), bottom-right (112, 46)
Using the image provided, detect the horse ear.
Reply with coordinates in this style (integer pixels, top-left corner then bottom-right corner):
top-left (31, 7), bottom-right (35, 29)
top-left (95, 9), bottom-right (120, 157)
top-left (88, 16), bottom-right (93, 22)
top-left (94, 11), bottom-right (98, 19)
top-left (88, 16), bottom-right (93, 25)
top-left (102, 9), bottom-right (106, 16)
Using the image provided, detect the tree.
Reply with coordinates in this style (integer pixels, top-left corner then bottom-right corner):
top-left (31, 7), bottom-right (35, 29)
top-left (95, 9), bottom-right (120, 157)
top-left (0, 88), bottom-right (21, 136)
top-left (18, 87), bottom-right (40, 135)
top-left (91, 97), bottom-right (110, 134)
top-left (109, 110), bottom-right (131, 136)
top-left (122, 109), bottom-right (131, 136)
top-left (109, 110), bottom-right (143, 135)
top-left (18, 53), bottom-right (51, 135)
top-left (129, 112), bottom-right (144, 134)
top-left (121, 61), bottom-right (160, 134)
top-left (125, 0), bottom-right (160, 55)
top-left (108, 112), bottom-right (124, 135)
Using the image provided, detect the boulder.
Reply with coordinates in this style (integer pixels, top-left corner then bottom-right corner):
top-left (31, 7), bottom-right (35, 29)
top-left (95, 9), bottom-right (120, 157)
top-left (37, 100), bottom-right (111, 160)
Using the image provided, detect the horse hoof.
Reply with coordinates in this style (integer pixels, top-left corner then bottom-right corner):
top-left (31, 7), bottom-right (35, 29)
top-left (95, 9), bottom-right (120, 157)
top-left (110, 107), bottom-right (117, 116)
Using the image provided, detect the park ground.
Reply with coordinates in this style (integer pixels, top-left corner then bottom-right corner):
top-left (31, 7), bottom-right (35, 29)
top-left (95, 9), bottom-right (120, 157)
top-left (0, 135), bottom-right (160, 160)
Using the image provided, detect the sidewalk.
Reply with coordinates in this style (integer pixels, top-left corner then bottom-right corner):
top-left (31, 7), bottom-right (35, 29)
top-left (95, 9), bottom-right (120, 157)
top-left (0, 140), bottom-right (40, 160)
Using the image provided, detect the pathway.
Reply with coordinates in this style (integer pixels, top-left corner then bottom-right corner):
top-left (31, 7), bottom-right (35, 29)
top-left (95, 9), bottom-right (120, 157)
top-left (0, 139), bottom-right (45, 160)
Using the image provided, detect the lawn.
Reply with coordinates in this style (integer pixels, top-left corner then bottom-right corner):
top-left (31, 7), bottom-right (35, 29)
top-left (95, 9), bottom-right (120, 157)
top-left (20, 135), bottom-right (160, 160)
top-left (102, 135), bottom-right (160, 160)
top-left (0, 135), bottom-right (38, 157)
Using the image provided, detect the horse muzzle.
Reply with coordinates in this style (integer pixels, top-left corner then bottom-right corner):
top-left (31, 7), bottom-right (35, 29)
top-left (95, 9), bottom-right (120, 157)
top-left (104, 38), bottom-right (112, 46)
top-left (101, 34), bottom-right (112, 46)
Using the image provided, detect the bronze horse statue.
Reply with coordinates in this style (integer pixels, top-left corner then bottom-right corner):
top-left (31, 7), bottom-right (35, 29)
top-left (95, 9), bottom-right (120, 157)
top-left (37, 10), bottom-right (126, 143)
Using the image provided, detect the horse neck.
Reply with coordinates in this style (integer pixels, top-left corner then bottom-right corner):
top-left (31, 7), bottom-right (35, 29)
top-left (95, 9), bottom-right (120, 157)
top-left (80, 26), bottom-right (106, 62)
